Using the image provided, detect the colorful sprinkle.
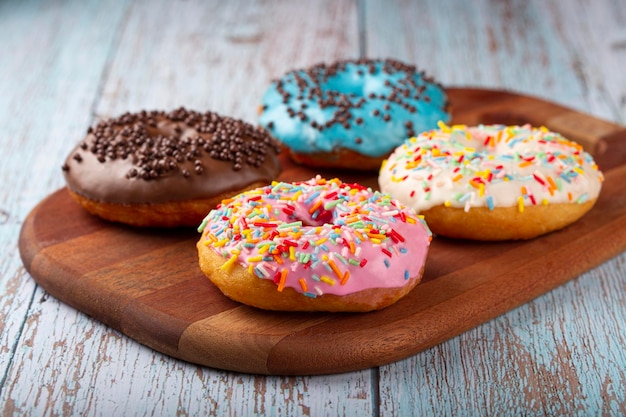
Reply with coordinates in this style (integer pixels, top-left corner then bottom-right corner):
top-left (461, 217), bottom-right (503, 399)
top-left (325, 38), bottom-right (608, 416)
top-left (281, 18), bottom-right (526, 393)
top-left (379, 124), bottom-right (603, 214)
top-left (198, 176), bottom-right (431, 300)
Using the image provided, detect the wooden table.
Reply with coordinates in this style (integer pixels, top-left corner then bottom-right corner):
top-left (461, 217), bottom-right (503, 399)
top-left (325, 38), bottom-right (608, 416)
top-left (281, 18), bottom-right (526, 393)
top-left (2, 0), bottom-right (625, 415)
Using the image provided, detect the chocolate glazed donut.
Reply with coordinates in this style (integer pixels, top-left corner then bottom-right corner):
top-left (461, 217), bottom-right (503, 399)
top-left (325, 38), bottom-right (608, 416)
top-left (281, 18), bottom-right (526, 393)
top-left (62, 108), bottom-right (281, 227)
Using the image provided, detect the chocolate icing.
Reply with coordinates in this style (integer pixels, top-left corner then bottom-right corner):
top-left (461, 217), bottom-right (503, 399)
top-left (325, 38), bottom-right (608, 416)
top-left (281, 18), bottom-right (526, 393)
top-left (62, 108), bottom-right (281, 204)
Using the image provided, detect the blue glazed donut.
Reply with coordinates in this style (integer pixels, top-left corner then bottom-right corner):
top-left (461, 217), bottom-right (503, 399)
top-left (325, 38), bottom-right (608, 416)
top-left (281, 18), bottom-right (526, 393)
top-left (259, 58), bottom-right (450, 170)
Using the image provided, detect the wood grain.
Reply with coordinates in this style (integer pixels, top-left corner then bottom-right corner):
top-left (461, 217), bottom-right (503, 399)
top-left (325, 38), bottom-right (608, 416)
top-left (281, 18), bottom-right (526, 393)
top-left (367, 2), bottom-right (626, 414)
top-left (94, 0), bottom-right (360, 123)
top-left (3, 0), bottom-right (626, 414)
top-left (3, 0), bottom-right (372, 414)
top-left (18, 89), bottom-right (626, 375)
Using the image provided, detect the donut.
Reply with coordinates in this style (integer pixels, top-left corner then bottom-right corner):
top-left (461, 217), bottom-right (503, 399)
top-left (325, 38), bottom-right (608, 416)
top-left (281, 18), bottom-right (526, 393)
top-left (196, 176), bottom-right (432, 312)
top-left (259, 58), bottom-right (450, 170)
top-left (62, 108), bottom-right (281, 227)
top-left (378, 123), bottom-right (604, 240)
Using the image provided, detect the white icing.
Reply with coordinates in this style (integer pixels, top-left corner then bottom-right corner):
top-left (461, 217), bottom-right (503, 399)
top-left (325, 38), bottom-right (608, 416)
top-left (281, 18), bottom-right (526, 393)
top-left (378, 124), bottom-right (604, 213)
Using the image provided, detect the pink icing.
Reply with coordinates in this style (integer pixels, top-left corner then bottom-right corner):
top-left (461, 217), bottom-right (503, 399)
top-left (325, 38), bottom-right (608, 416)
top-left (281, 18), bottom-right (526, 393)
top-left (198, 176), bottom-right (432, 298)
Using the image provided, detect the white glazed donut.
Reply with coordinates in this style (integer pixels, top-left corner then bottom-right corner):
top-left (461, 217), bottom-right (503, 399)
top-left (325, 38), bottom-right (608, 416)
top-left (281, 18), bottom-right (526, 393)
top-left (197, 176), bottom-right (432, 312)
top-left (378, 123), bottom-right (604, 240)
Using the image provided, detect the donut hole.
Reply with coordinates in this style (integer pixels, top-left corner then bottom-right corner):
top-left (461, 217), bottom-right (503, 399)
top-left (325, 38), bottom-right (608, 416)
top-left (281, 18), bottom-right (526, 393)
top-left (282, 191), bottom-right (347, 228)
top-left (323, 74), bottom-right (363, 96)
top-left (292, 203), bottom-right (336, 227)
top-left (479, 111), bottom-right (531, 127)
top-left (322, 71), bottom-right (389, 99)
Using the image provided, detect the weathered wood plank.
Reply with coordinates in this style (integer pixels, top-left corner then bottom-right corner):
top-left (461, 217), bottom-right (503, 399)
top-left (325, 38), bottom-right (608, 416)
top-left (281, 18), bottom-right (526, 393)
top-left (379, 254), bottom-right (626, 417)
top-left (2, 0), bottom-right (625, 415)
top-left (541, 0), bottom-right (626, 124)
top-left (95, 0), bottom-right (361, 123)
top-left (363, 0), bottom-right (626, 415)
top-left (2, 0), bottom-right (377, 416)
top-left (363, 0), bottom-right (626, 122)
top-left (0, 0), bottom-right (131, 414)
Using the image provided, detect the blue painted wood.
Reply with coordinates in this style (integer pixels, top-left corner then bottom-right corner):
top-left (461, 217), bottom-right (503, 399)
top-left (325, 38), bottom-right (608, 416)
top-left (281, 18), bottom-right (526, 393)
top-left (1, 1), bottom-right (374, 416)
top-left (379, 254), bottom-right (626, 416)
top-left (93, 0), bottom-right (360, 124)
top-left (365, 0), bottom-right (626, 415)
top-left (1, 0), bottom-right (625, 415)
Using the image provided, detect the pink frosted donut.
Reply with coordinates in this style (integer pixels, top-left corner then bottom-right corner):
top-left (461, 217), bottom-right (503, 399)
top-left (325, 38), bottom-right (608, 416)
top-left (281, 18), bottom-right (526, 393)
top-left (196, 176), bottom-right (432, 312)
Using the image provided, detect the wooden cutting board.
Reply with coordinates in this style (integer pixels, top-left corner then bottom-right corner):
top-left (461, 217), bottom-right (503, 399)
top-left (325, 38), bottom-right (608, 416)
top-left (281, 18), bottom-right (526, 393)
top-left (19, 88), bottom-right (626, 375)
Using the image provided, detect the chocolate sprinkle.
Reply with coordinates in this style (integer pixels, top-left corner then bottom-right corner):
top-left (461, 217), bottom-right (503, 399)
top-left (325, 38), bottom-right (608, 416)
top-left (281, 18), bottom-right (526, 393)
top-left (263, 58), bottom-right (447, 140)
top-left (64, 108), bottom-right (280, 181)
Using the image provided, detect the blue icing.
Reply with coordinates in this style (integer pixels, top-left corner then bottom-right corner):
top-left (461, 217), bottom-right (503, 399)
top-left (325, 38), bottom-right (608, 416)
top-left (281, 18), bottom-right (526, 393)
top-left (259, 59), bottom-right (450, 157)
